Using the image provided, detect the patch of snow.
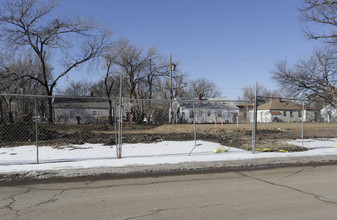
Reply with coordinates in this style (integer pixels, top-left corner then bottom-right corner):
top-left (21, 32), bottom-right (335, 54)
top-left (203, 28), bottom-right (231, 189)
top-left (1, 139), bottom-right (337, 173)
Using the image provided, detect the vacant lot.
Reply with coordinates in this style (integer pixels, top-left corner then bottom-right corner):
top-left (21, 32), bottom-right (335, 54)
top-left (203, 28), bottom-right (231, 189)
top-left (1, 122), bottom-right (337, 151)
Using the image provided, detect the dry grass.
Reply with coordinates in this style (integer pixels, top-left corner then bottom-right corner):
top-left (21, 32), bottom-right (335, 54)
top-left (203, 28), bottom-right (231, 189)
top-left (41, 122), bottom-right (337, 134)
top-left (124, 122), bottom-right (337, 134)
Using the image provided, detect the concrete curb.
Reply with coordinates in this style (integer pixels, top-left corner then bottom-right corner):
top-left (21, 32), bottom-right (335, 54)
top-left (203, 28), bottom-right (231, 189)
top-left (1, 154), bottom-right (337, 184)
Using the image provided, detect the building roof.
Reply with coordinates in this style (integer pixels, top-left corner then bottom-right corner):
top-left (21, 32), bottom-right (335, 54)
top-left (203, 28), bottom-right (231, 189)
top-left (53, 97), bottom-right (110, 109)
top-left (236, 103), bottom-right (254, 108)
top-left (257, 99), bottom-right (310, 111)
top-left (173, 98), bottom-right (239, 111)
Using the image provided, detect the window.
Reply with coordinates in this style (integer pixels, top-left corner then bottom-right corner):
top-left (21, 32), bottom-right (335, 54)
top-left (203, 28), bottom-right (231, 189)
top-left (92, 111), bottom-right (98, 116)
top-left (283, 111), bottom-right (286, 116)
top-left (70, 109), bottom-right (76, 118)
top-left (218, 111), bottom-right (222, 117)
top-left (290, 111), bottom-right (293, 118)
top-left (298, 111), bottom-right (302, 118)
top-left (189, 110), bottom-right (194, 119)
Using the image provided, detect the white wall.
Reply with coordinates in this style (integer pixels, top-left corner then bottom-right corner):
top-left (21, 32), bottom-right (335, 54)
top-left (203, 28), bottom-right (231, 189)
top-left (321, 105), bottom-right (337, 122)
top-left (249, 110), bottom-right (317, 123)
top-left (54, 108), bottom-right (110, 124)
top-left (178, 108), bottom-right (238, 124)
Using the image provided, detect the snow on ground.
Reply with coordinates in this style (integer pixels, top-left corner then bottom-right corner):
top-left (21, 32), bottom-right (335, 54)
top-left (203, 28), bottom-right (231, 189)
top-left (1, 138), bottom-right (337, 173)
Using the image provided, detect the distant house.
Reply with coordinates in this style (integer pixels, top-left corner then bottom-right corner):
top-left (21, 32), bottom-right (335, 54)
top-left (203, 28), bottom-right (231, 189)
top-left (53, 97), bottom-right (112, 124)
top-left (321, 104), bottom-right (337, 122)
top-left (236, 103), bottom-right (253, 123)
top-left (172, 98), bottom-right (239, 124)
top-left (250, 99), bottom-right (319, 123)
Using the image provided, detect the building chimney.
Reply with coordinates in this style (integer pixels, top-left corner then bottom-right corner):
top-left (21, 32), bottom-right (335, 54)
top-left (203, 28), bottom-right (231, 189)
top-left (198, 93), bottom-right (203, 100)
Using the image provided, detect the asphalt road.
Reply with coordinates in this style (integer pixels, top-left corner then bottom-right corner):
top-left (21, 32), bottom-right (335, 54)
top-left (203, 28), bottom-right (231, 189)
top-left (1, 165), bottom-right (337, 220)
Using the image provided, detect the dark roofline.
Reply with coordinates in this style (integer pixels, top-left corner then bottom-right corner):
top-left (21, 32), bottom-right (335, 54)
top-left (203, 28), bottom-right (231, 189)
top-left (53, 97), bottom-right (109, 103)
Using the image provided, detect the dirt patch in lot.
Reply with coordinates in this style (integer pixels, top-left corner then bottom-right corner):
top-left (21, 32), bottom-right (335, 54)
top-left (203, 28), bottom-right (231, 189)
top-left (1, 122), bottom-right (337, 152)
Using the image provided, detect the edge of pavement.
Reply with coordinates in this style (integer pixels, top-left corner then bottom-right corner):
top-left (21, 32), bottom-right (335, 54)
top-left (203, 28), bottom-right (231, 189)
top-left (1, 154), bottom-right (337, 185)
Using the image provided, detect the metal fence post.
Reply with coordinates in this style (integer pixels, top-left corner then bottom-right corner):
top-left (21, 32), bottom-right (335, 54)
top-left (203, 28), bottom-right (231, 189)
top-left (194, 101), bottom-right (197, 149)
top-left (114, 101), bottom-right (118, 151)
top-left (117, 75), bottom-right (123, 159)
top-left (35, 97), bottom-right (39, 164)
top-left (252, 82), bottom-right (257, 153)
top-left (189, 101), bottom-right (197, 155)
top-left (120, 97), bottom-right (123, 155)
top-left (302, 101), bottom-right (304, 149)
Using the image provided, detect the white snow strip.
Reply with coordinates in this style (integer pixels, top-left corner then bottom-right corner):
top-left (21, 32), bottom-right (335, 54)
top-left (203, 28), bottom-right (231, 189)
top-left (0, 139), bottom-right (337, 173)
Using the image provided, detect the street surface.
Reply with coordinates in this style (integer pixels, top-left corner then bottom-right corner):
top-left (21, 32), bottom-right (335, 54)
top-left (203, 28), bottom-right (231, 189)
top-left (1, 165), bottom-right (337, 219)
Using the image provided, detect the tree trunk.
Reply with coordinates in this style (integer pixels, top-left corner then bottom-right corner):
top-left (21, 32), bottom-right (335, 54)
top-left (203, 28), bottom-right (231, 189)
top-left (8, 100), bottom-right (13, 123)
top-left (108, 98), bottom-right (113, 125)
top-left (0, 98), bottom-right (3, 125)
top-left (47, 96), bottom-right (53, 124)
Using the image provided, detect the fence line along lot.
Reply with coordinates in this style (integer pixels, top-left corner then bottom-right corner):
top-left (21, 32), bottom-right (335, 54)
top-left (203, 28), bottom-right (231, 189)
top-left (2, 93), bottom-right (337, 165)
top-left (2, 122), bottom-right (337, 148)
top-left (39, 122), bottom-right (337, 134)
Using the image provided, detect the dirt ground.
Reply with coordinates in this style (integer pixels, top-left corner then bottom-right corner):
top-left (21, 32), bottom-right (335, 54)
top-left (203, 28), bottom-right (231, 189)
top-left (1, 122), bottom-right (337, 152)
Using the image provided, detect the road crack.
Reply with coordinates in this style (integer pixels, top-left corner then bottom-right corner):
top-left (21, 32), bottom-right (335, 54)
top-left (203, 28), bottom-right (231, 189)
top-left (238, 172), bottom-right (337, 205)
top-left (277, 168), bottom-right (306, 181)
top-left (123, 203), bottom-right (223, 220)
top-left (123, 209), bottom-right (166, 220)
top-left (0, 188), bottom-right (33, 218)
top-left (277, 166), bottom-right (316, 181)
top-left (27, 189), bottom-right (66, 210)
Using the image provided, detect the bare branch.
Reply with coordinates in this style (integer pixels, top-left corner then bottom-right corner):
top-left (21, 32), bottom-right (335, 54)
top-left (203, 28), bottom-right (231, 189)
top-left (271, 47), bottom-right (337, 104)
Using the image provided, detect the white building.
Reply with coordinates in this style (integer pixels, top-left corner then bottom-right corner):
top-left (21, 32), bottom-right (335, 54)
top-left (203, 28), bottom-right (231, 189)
top-left (172, 98), bottom-right (239, 124)
top-left (250, 99), bottom-right (318, 123)
top-left (53, 97), bottom-right (111, 124)
top-left (321, 104), bottom-right (337, 122)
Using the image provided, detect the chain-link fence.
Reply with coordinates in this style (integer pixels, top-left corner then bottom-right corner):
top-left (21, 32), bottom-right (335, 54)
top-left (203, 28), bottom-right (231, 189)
top-left (0, 94), bottom-right (254, 165)
top-left (254, 97), bottom-right (337, 153)
top-left (4, 93), bottom-right (337, 166)
top-left (0, 95), bottom-right (118, 164)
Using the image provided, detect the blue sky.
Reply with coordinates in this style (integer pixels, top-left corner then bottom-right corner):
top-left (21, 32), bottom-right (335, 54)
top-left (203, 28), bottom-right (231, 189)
top-left (56, 0), bottom-right (321, 99)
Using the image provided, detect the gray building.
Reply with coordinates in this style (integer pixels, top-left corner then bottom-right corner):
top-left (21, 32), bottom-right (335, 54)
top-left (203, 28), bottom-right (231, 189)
top-left (53, 97), bottom-right (111, 124)
top-left (172, 98), bottom-right (239, 124)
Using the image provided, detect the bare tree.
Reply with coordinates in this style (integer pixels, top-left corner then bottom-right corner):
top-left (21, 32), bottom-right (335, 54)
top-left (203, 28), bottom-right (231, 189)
top-left (271, 47), bottom-right (337, 104)
top-left (186, 78), bottom-right (222, 98)
top-left (0, 54), bottom-right (48, 123)
top-left (143, 49), bottom-right (169, 99)
top-left (299, 0), bottom-right (337, 43)
top-left (110, 39), bottom-right (164, 123)
top-left (239, 83), bottom-right (280, 102)
top-left (111, 39), bottom-right (149, 99)
top-left (63, 81), bottom-right (92, 97)
top-left (90, 77), bottom-right (128, 98)
top-left (155, 71), bottom-right (188, 99)
top-left (100, 50), bottom-right (120, 125)
top-left (0, 0), bottom-right (111, 123)
top-left (0, 54), bottom-right (45, 95)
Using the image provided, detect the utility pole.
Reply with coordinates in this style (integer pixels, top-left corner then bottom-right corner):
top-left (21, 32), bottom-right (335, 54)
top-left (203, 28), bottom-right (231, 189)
top-left (252, 81), bottom-right (257, 154)
top-left (169, 54), bottom-right (173, 123)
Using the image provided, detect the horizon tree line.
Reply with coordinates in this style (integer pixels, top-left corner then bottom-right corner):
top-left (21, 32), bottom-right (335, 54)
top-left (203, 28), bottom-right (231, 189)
top-left (0, 0), bottom-right (222, 124)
